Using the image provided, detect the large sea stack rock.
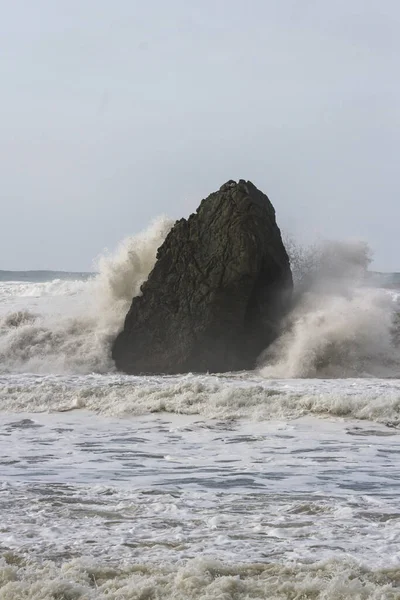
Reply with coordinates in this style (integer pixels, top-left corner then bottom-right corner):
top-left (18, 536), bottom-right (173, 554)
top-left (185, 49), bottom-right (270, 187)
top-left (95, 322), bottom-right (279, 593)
top-left (112, 180), bottom-right (292, 374)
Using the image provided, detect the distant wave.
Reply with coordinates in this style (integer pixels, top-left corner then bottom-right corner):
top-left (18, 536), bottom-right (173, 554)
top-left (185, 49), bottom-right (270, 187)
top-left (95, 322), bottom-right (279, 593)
top-left (367, 271), bottom-right (400, 289)
top-left (0, 270), bottom-right (94, 282)
top-left (0, 278), bottom-right (90, 299)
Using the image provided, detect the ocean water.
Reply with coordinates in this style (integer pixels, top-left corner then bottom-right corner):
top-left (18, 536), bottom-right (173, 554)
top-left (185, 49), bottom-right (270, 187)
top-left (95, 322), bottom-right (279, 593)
top-left (1, 226), bottom-right (400, 599)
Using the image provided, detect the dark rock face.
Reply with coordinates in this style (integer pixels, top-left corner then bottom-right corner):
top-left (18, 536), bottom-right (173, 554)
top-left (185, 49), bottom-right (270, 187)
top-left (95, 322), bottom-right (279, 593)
top-left (112, 180), bottom-right (292, 374)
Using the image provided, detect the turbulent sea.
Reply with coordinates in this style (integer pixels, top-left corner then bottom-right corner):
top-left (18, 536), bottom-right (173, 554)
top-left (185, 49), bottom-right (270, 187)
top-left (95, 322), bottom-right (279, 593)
top-left (2, 221), bottom-right (400, 599)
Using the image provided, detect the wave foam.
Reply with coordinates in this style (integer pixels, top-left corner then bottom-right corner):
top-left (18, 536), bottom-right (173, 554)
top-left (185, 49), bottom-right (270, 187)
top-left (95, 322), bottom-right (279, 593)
top-left (0, 555), bottom-right (398, 599)
top-left (2, 374), bottom-right (400, 425)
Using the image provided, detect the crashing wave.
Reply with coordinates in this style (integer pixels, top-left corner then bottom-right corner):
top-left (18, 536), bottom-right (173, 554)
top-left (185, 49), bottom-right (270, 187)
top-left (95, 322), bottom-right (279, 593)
top-left (1, 222), bottom-right (400, 379)
top-left (0, 217), bottom-right (173, 374)
top-left (259, 240), bottom-right (400, 378)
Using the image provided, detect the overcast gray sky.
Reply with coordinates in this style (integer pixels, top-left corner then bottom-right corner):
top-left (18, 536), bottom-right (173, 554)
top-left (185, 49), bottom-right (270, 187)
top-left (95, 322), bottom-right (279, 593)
top-left (1, 0), bottom-right (399, 271)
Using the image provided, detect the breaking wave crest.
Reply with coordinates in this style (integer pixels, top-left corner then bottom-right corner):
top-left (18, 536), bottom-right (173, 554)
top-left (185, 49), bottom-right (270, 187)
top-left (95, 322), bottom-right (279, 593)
top-left (2, 373), bottom-right (400, 426)
top-left (0, 217), bottom-right (173, 374)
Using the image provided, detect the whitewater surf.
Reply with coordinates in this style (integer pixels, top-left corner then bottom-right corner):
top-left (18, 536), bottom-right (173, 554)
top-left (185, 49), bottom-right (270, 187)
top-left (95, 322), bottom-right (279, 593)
top-left (1, 223), bottom-right (400, 599)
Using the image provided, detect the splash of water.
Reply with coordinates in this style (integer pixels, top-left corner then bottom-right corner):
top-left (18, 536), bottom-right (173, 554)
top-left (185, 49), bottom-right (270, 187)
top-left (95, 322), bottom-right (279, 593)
top-left (260, 240), bottom-right (400, 378)
top-left (0, 217), bottom-right (173, 374)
